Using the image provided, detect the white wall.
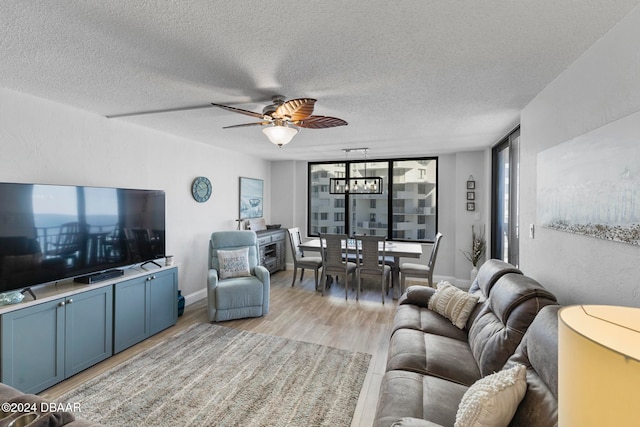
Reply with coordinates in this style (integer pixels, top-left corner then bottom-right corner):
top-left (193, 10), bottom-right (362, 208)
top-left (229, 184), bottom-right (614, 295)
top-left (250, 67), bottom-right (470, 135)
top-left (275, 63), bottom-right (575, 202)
top-left (453, 151), bottom-right (489, 283)
top-left (0, 89), bottom-right (271, 304)
top-left (520, 5), bottom-right (640, 305)
top-left (270, 151), bottom-right (489, 287)
top-left (0, 87), bottom-right (491, 297)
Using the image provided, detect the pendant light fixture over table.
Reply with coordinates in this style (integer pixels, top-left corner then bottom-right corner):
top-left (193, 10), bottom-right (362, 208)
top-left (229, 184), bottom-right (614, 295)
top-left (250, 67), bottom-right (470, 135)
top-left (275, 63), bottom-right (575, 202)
top-left (330, 148), bottom-right (383, 194)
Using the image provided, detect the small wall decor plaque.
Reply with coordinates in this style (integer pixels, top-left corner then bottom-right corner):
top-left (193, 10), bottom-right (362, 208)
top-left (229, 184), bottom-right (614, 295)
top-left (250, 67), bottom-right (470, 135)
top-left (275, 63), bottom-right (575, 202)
top-left (466, 175), bottom-right (475, 190)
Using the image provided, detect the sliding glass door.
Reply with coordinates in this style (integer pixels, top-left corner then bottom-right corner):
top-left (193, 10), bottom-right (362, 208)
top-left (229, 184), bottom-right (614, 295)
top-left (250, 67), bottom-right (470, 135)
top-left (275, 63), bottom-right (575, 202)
top-left (492, 127), bottom-right (520, 266)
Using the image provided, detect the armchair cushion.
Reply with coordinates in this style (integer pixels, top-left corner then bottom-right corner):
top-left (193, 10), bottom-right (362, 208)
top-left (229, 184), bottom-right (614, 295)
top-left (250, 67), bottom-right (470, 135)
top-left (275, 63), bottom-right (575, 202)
top-left (215, 276), bottom-right (265, 309)
top-left (217, 247), bottom-right (251, 279)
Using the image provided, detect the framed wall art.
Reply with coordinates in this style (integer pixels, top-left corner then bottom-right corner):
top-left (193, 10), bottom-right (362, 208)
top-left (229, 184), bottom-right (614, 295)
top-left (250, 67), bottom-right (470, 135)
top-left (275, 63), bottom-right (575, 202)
top-left (239, 177), bottom-right (264, 219)
top-left (466, 176), bottom-right (475, 190)
top-left (537, 111), bottom-right (640, 245)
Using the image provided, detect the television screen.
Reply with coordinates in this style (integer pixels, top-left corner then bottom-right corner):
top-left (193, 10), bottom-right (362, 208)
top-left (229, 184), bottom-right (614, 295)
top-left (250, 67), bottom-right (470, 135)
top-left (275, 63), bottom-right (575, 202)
top-left (0, 182), bottom-right (166, 293)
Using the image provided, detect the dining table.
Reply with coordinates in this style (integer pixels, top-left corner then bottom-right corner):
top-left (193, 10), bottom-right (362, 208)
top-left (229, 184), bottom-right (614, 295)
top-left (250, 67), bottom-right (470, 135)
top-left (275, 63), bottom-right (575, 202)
top-left (297, 238), bottom-right (423, 299)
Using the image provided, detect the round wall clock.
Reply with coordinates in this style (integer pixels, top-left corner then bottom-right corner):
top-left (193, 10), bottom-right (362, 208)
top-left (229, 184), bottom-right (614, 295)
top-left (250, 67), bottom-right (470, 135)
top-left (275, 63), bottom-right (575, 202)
top-left (192, 176), bottom-right (212, 203)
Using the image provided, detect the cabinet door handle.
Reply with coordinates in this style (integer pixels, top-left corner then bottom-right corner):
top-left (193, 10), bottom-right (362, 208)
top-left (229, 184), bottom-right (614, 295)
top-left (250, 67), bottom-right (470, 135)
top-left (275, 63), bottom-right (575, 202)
top-left (67, 299), bottom-right (73, 304)
top-left (58, 301), bottom-right (65, 307)
top-left (151, 275), bottom-right (156, 280)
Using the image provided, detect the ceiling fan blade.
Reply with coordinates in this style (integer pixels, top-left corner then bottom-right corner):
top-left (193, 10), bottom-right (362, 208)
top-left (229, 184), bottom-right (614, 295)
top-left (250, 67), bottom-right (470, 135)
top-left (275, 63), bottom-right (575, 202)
top-left (222, 122), bottom-right (270, 129)
top-left (211, 103), bottom-right (264, 119)
top-left (275, 98), bottom-right (316, 121)
top-left (296, 115), bottom-right (348, 129)
top-left (106, 104), bottom-right (215, 118)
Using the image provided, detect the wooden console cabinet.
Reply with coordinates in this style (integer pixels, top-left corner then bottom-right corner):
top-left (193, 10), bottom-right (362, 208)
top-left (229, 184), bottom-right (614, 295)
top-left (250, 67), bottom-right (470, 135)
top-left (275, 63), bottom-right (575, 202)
top-left (0, 265), bottom-right (177, 393)
top-left (256, 229), bottom-right (286, 273)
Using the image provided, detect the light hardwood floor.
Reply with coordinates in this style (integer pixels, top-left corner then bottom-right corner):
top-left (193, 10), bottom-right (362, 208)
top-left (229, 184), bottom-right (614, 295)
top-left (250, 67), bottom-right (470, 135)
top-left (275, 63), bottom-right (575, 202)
top-left (40, 269), bottom-right (402, 427)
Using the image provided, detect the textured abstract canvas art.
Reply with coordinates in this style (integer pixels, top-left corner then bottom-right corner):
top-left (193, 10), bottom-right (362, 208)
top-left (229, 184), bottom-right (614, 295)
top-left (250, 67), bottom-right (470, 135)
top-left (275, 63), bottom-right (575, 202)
top-left (537, 111), bottom-right (640, 245)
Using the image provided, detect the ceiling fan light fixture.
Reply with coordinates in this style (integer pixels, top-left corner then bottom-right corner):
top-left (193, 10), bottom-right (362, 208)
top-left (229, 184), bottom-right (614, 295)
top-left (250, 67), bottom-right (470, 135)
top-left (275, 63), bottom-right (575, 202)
top-left (262, 124), bottom-right (298, 147)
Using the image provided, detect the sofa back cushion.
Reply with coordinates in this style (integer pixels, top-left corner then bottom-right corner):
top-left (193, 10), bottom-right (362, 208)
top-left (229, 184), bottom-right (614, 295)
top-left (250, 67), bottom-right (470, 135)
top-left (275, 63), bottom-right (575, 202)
top-left (465, 259), bottom-right (523, 329)
top-left (467, 273), bottom-right (557, 377)
top-left (504, 305), bottom-right (560, 427)
top-left (468, 259), bottom-right (522, 297)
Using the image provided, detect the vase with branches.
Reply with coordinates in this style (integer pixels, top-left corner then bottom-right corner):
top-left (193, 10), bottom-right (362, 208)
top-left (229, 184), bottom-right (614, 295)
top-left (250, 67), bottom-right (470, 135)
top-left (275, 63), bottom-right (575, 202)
top-left (461, 225), bottom-right (486, 267)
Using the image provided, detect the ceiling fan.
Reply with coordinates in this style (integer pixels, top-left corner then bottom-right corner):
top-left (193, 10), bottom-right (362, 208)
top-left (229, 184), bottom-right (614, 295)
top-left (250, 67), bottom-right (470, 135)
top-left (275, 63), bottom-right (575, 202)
top-left (212, 96), bottom-right (348, 147)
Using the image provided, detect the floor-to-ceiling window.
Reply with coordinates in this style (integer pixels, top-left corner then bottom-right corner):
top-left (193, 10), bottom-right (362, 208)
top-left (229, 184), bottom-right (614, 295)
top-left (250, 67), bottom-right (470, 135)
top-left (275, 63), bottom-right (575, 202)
top-left (492, 127), bottom-right (520, 265)
top-left (308, 157), bottom-right (438, 242)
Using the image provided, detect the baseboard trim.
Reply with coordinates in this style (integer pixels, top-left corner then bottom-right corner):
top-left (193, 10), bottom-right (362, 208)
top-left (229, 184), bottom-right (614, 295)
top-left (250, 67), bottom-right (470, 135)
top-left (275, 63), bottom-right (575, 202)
top-left (184, 288), bottom-right (207, 306)
top-left (284, 268), bottom-right (472, 291)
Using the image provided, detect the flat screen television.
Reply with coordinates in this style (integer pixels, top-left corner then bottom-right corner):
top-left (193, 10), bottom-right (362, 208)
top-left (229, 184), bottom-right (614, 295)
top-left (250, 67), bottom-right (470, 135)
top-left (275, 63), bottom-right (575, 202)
top-left (0, 182), bottom-right (166, 293)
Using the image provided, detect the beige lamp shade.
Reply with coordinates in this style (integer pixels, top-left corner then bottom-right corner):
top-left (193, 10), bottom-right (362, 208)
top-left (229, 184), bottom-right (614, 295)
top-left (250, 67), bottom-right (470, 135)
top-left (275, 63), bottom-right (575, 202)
top-left (558, 305), bottom-right (640, 427)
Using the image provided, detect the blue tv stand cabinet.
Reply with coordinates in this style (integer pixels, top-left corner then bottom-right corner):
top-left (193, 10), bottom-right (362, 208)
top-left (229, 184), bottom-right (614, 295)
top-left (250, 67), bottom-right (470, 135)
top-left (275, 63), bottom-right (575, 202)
top-left (0, 265), bottom-right (178, 394)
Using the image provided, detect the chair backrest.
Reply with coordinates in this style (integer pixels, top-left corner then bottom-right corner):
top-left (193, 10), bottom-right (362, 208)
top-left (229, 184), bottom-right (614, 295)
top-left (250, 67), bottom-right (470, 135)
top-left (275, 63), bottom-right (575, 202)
top-left (287, 227), bottom-right (304, 260)
top-left (356, 235), bottom-right (386, 275)
top-left (54, 222), bottom-right (83, 254)
top-left (427, 232), bottom-right (443, 270)
top-left (209, 230), bottom-right (260, 271)
top-left (319, 233), bottom-right (349, 273)
top-left (132, 228), bottom-right (154, 260)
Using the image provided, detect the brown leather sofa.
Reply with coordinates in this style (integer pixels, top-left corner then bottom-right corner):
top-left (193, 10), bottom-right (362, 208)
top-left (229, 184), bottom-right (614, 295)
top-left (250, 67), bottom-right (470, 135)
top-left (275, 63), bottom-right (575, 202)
top-left (0, 382), bottom-right (104, 426)
top-left (374, 260), bottom-right (559, 427)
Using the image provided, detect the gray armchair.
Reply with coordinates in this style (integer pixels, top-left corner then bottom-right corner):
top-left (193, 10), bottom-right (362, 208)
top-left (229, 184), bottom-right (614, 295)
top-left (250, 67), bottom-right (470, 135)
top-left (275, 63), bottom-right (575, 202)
top-left (207, 230), bottom-right (270, 322)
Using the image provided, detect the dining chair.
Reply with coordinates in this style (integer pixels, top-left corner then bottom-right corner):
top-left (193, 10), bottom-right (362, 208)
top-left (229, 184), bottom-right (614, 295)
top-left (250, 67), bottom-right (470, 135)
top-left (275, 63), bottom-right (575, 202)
top-left (400, 232), bottom-right (443, 293)
top-left (355, 235), bottom-right (391, 304)
top-left (131, 228), bottom-right (154, 260)
top-left (287, 227), bottom-right (323, 290)
top-left (319, 233), bottom-right (357, 299)
top-left (48, 221), bottom-right (84, 266)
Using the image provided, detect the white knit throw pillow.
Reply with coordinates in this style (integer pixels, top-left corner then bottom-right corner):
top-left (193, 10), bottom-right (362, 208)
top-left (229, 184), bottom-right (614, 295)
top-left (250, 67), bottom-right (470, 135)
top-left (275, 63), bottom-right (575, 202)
top-left (428, 281), bottom-right (479, 329)
top-left (454, 364), bottom-right (527, 427)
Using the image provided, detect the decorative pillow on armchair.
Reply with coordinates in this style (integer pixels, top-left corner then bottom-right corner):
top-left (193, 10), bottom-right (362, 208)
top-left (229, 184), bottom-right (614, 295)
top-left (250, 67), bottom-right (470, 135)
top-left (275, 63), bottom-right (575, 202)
top-left (428, 281), bottom-right (479, 329)
top-left (217, 247), bottom-right (251, 279)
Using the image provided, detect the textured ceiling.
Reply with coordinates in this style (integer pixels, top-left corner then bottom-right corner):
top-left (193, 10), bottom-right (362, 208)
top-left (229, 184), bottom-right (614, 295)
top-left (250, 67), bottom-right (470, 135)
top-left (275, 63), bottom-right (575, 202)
top-left (2, 1), bottom-right (639, 161)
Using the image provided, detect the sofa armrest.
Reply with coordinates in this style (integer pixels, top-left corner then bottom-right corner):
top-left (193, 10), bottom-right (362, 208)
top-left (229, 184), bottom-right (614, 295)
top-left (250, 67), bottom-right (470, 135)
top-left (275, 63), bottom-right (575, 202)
top-left (0, 382), bottom-right (23, 401)
top-left (398, 285), bottom-right (436, 307)
top-left (391, 418), bottom-right (444, 427)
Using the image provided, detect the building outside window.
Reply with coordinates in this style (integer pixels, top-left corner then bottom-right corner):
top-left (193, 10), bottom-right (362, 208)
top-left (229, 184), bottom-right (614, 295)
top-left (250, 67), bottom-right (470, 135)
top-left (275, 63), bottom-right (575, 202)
top-left (308, 158), bottom-right (437, 242)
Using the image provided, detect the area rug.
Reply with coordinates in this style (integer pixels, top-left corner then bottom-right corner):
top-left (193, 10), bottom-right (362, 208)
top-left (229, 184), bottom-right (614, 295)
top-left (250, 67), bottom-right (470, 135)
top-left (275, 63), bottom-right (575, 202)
top-left (60, 323), bottom-right (371, 426)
